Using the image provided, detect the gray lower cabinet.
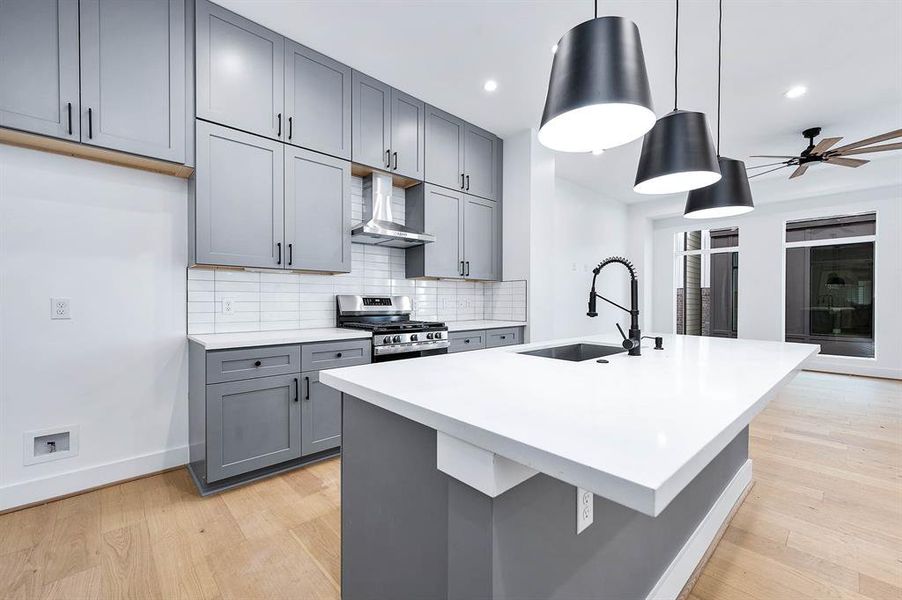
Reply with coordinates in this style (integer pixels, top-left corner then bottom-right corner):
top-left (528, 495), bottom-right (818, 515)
top-left (450, 327), bottom-right (524, 353)
top-left (485, 327), bottom-right (521, 348)
top-left (284, 40), bottom-right (350, 159)
top-left (206, 373), bottom-right (301, 483)
top-left (351, 71), bottom-right (391, 171)
top-left (196, 0), bottom-right (283, 141)
top-left (79, 0), bottom-right (185, 162)
top-left (284, 146), bottom-right (351, 272)
top-left (425, 104), bottom-right (465, 192)
top-left (0, 0), bottom-right (80, 141)
top-left (301, 370), bottom-right (342, 456)
top-left (193, 120), bottom-right (284, 268)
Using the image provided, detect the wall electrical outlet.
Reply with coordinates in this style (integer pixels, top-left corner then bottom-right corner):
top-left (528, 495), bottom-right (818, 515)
top-left (222, 298), bottom-right (234, 314)
top-left (576, 487), bottom-right (594, 534)
top-left (51, 298), bottom-right (71, 320)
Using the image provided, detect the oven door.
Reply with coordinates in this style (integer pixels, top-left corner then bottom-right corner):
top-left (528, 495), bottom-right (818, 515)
top-left (373, 347), bottom-right (449, 363)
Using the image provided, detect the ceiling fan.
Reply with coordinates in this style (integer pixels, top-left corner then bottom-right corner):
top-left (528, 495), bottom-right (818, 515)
top-left (747, 126), bottom-right (902, 179)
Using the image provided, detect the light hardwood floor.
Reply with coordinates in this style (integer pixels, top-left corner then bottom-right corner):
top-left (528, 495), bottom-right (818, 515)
top-left (0, 371), bottom-right (899, 599)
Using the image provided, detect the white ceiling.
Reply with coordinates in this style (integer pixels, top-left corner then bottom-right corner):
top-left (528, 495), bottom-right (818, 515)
top-left (218, 0), bottom-right (902, 205)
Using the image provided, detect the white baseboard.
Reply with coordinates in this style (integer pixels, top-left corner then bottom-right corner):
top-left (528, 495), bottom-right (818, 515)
top-left (0, 445), bottom-right (188, 512)
top-left (646, 459), bottom-right (752, 600)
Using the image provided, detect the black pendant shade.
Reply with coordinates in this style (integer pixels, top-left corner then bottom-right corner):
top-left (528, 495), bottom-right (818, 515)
top-left (684, 157), bottom-right (755, 219)
top-left (633, 110), bottom-right (721, 194)
top-left (538, 16), bottom-right (656, 152)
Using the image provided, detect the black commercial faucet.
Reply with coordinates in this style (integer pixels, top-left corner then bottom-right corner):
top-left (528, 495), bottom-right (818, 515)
top-left (586, 256), bottom-right (642, 356)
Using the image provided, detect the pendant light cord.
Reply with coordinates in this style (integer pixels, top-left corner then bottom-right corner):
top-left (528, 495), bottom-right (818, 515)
top-left (673, 0), bottom-right (679, 110)
top-left (594, 0), bottom-right (597, 18)
top-left (716, 0), bottom-right (722, 155)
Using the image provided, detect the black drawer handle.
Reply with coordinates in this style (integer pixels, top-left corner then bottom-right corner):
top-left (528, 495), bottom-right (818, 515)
top-left (464, 339), bottom-right (470, 344)
top-left (254, 360), bottom-right (262, 367)
top-left (305, 376), bottom-right (310, 400)
top-left (336, 352), bottom-right (343, 358)
top-left (500, 336), bottom-right (506, 340)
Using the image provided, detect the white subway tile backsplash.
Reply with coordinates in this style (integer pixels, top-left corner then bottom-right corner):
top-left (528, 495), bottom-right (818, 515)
top-left (186, 176), bottom-right (526, 335)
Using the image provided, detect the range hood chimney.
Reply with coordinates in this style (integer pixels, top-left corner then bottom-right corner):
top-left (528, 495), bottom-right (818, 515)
top-left (351, 172), bottom-right (435, 248)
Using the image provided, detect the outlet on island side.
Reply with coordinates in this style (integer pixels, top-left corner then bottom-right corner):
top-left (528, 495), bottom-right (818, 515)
top-left (577, 487), bottom-right (594, 534)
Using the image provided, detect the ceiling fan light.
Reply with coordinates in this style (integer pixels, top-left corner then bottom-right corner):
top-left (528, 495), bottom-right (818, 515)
top-left (539, 16), bottom-right (655, 152)
top-left (634, 110), bottom-right (721, 194)
top-left (683, 157), bottom-right (755, 219)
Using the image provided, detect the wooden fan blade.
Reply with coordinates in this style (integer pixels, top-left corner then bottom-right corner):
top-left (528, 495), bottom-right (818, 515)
top-left (748, 165), bottom-right (790, 178)
top-left (830, 128), bottom-right (902, 154)
top-left (750, 155), bottom-right (798, 159)
top-left (839, 142), bottom-right (902, 156)
top-left (809, 136), bottom-right (842, 155)
top-left (789, 164), bottom-right (809, 179)
top-left (747, 161), bottom-right (791, 169)
top-left (825, 157), bottom-right (869, 167)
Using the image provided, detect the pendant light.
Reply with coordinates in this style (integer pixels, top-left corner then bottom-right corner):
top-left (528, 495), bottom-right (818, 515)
top-left (683, 0), bottom-right (755, 219)
top-left (538, 1), bottom-right (656, 152)
top-left (634, 0), bottom-right (721, 195)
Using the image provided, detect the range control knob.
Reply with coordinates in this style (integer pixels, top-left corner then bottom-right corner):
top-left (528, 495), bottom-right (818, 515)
top-left (383, 336), bottom-right (391, 344)
top-left (410, 334), bottom-right (418, 341)
top-left (434, 332), bottom-right (442, 339)
top-left (392, 335), bottom-right (401, 343)
top-left (426, 332), bottom-right (434, 340)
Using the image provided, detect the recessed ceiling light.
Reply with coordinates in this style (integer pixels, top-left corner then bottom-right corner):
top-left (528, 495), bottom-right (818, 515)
top-left (591, 148), bottom-right (604, 156)
top-left (784, 85), bottom-right (807, 99)
top-left (483, 79), bottom-right (498, 92)
top-left (551, 43), bottom-right (558, 54)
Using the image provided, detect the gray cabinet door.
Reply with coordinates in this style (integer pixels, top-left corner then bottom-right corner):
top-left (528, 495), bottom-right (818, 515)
top-left (78, 0), bottom-right (185, 162)
top-left (425, 186), bottom-right (465, 278)
top-left (284, 146), bottom-right (351, 273)
top-left (196, 0), bottom-right (283, 140)
top-left (390, 89), bottom-right (424, 180)
top-left (463, 195), bottom-right (496, 280)
top-left (351, 71), bottom-right (391, 170)
top-left (425, 104), bottom-right (465, 192)
top-left (284, 40), bottom-right (350, 160)
top-left (0, 0), bottom-right (80, 141)
top-left (206, 374), bottom-right (301, 482)
top-left (463, 124), bottom-right (499, 201)
top-left (195, 121), bottom-right (284, 268)
top-left (301, 371), bottom-right (341, 456)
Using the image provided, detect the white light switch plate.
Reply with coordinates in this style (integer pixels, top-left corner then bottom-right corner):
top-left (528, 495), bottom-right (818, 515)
top-left (576, 487), bottom-right (594, 534)
top-left (51, 298), bottom-right (71, 320)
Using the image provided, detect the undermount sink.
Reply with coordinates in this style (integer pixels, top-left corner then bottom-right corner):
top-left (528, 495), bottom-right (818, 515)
top-left (518, 343), bottom-right (626, 362)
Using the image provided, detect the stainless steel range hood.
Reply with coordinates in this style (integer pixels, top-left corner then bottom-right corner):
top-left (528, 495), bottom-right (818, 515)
top-left (351, 172), bottom-right (435, 249)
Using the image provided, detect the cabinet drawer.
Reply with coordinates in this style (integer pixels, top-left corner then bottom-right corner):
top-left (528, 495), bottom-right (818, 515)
top-left (448, 330), bottom-right (486, 353)
top-left (485, 328), bottom-right (521, 348)
top-left (301, 339), bottom-right (371, 371)
top-left (206, 345), bottom-right (301, 384)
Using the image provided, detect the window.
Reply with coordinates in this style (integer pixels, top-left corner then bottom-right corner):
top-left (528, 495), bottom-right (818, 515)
top-left (785, 213), bottom-right (876, 358)
top-left (674, 228), bottom-right (739, 338)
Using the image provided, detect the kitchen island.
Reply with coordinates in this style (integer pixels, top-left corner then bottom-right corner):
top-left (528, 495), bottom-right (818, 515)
top-left (321, 334), bottom-right (818, 600)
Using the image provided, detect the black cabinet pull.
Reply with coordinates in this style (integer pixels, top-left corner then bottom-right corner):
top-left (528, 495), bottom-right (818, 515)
top-left (66, 102), bottom-right (72, 135)
top-left (87, 107), bottom-right (93, 139)
top-left (385, 149), bottom-right (391, 168)
top-left (466, 174), bottom-right (470, 190)
top-left (276, 242), bottom-right (282, 265)
top-left (277, 113), bottom-right (282, 137)
top-left (392, 151), bottom-right (398, 170)
top-left (288, 116), bottom-right (293, 140)
top-left (336, 352), bottom-right (343, 358)
top-left (294, 377), bottom-right (299, 403)
top-left (305, 376), bottom-right (310, 400)
top-left (288, 243), bottom-right (293, 266)
top-left (464, 339), bottom-right (470, 344)
top-left (254, 360), bottom-right (262, 367)
top-left (465, 261), bottom-right (470, 276)
top-left (460, 173), bottom-right (465, 189)
top-left (460, 260), bottom-right (464, 276)
top-left (500, 336), bottom-right (506, 340)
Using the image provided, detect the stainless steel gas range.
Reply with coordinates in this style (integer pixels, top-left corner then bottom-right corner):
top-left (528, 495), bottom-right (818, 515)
top-left (336, 295), bottom-right (449, 362)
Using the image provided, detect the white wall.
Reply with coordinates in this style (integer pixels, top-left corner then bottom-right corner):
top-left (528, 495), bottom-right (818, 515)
top-left (0, 146), bottom-right (189, 510)
top-left (645, 185), bottom-right (902, 379)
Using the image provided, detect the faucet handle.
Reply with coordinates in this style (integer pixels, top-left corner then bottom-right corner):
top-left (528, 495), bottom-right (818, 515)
top-left (616, 323), bottom-right (639, 351)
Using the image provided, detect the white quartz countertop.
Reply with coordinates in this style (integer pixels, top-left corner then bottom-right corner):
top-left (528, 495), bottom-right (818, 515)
top-left (446, 320), bottom-right (526, 332)
top-left (321, 334), bottom-right (818, 516)
top-left (188, 328), bottom-right (371, 350)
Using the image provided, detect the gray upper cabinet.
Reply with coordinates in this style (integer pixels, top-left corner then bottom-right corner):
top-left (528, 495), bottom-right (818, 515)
top-left (425, 105), bottom-right (465, 191)
top-left (284, 146), bottom-right (351, 272)
top-left (351, 70), bottom-right (391, 171)
top-left (284, 40), bottom-right (351, 160)
top-left (390, 89), bottom-right (425, 180)
top-left (463, 195), bottom-right (497, 280)
top-left (405, 185), bottom-right (464, 279)
top-left (206, 374), bottom-right (301, 483)
top-left (301, 370), bottom-right (342, 456)
top-left (0, 0), bottom-right (80, 141)
top-left (194, 120), bottom-right (284, 268)
top-left (79, 0), bottom-right (186, 162)
top-left (196, 0), bottom-right (283, 141)
top-left (463, 124), bottom-right (500, 201)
